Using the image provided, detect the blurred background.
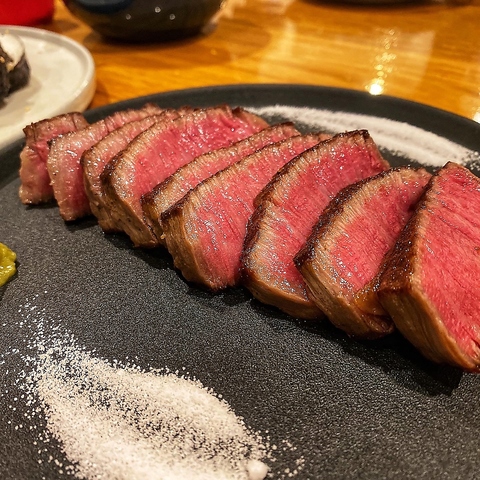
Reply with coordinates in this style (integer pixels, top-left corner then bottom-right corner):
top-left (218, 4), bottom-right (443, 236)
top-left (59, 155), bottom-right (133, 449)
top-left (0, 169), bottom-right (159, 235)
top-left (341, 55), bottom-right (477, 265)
top-left (1, 0), bottom-right (479, 122)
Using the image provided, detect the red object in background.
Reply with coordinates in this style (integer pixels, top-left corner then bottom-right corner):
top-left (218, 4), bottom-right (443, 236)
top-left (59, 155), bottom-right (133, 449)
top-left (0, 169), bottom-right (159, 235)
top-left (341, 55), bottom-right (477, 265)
top-left (0, 0), bottom-right (54, 26)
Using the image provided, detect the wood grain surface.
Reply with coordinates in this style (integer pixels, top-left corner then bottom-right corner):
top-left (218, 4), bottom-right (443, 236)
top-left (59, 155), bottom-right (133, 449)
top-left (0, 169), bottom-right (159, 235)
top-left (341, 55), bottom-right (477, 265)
top-left (41, 0), bottom-right (480, 121)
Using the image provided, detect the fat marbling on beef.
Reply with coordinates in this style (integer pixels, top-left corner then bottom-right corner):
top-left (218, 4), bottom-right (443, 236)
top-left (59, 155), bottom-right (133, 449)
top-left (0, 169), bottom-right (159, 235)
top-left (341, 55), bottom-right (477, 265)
top-left (19, 112), bottom-right (88, 204)
top-left (242, 130), bottom-right (390, 320)
top-left (141, 122), bottom-right (301, 244)
top-left (378, 162), bottom-right (480, 371)
top-left (47, 103), bottom-right (164, 221)
top-left (101, 106), bottom-right (269, 248)
top-left (161, 133), bottom-right (328, 291)
top-left (82, 108), bottom-right (192, 233)
top-left (295, 166), bottom-right (430, 337)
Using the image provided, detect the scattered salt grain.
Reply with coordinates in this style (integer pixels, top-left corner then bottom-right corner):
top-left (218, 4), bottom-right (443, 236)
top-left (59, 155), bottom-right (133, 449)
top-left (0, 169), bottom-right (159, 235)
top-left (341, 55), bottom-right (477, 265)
top-left (250, 105), bottom-right (479, 167)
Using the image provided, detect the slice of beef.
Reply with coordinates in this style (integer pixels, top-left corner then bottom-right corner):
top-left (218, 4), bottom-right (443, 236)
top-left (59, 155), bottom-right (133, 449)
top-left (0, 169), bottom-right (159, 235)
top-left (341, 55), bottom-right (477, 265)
top-left (377, 162), bottom-right (480, 371)
top-left (242, 130), bottom-right (390, 320)
top-left (19, 112), bottom-right (89, 205)
top-left (82, 108), bottom-right (192, 233)
top-left (141, 122), bottom-right (301, 243)
top-left (295, 167), bottom-right (431, 337)
top-left (47, 103), bottom-right (163, 221)
top-left (101, 106), bottom-right (269, 248)
top-left (161, 133), bottom-right (327, 291)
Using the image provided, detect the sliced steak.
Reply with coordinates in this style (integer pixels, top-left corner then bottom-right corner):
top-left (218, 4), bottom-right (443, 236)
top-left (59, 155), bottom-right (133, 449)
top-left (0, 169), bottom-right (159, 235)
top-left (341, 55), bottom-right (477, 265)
top-left (162, 133), bottom-right (327, 290)
top-left (295, 167), bottom-right (430, 337)
top-left (47, 103), bottom-right (163, 221)
top-left (101, 106), bottom-right (269, 248)
top-left (378, 162), bottom-right (480, 371)
top-left (142, 122), bottom-right (301, 243)
top-left (242, 130), bottom-right (390, 320)
top-left (82, 108), bottom-right (192, 233)
top-left (19, 112), bottom-right (89, 204)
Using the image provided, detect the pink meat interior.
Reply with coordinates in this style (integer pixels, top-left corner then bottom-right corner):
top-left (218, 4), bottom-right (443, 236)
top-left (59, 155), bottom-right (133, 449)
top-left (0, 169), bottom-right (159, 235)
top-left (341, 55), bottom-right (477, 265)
top-left (330, 175), bottom-right (427, 294)
top-left (171, 124), bottom-right (299, 202)
top-left (123, 110), bottom-right (266, 218)
top-left (192, 136), bottom-right (322, 285)
top-left (275, 138), bottom-right (388, 295)
top-left (420, 166), bottom-right (480, 359)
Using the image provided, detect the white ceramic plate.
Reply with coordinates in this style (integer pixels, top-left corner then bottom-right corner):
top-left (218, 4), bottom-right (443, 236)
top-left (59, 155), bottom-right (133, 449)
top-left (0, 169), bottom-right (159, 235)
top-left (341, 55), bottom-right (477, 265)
top-left (0, 25), bottom-right (95, 149)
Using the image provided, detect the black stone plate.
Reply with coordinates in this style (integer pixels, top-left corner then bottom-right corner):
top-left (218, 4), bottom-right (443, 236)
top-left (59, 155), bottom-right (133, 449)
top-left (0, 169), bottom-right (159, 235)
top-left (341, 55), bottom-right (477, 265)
top-left (1, 84), bottom-right (480, 480)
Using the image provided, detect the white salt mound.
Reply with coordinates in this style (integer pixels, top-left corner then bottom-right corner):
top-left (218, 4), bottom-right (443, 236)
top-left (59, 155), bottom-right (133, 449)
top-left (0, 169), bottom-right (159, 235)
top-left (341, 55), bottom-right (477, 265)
top-left (251, 105), bottom-right (478, 167)
top-left (29, 341), bottom-right (270, 480)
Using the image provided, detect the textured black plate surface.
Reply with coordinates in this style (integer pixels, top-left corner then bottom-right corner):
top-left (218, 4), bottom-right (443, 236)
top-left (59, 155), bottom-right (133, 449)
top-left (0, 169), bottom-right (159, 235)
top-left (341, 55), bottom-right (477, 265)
top-left (1, 84), bottom-right (480, 479)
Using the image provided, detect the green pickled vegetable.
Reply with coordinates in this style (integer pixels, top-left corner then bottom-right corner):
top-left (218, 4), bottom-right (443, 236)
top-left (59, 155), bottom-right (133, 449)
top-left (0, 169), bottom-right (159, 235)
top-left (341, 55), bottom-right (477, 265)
top-left (0, 242), bottom-right (16, 286)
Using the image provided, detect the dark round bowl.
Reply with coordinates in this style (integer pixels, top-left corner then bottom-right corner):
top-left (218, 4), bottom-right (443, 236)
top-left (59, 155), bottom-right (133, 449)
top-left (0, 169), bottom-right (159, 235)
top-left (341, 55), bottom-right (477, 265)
top-left (63, 0), bottom-right (225, 42)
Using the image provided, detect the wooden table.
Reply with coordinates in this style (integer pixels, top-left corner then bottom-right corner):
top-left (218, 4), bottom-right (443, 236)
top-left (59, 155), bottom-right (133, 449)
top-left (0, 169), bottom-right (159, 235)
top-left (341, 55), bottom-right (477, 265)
top-left (42, 0), bottom-right (480, 122)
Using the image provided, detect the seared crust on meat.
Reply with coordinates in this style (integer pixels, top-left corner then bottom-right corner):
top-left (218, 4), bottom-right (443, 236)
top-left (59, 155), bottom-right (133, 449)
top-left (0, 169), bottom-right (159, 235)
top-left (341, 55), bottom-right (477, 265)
top-left (100, 106), bottom-right (269, 248)
top-left (242, 130), bottom-right (390, 320)
top-left (141, 122), bottom-right (300, 244)
top-left (19, 112), bottom-right (88, 205)
top-left (82, 107), bottom-right (186, 232)
top-left (162, 133), bottom-right (326, 290)
top-left (378, 162), bottom-right (480, 371)
top-left (296, 166), bottom-right (430, 338)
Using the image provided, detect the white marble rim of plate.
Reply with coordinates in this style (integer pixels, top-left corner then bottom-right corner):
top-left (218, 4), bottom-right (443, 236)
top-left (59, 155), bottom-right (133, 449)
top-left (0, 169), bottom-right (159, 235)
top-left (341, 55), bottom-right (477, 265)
top-left (0, 25), bottom-right (96, 150)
